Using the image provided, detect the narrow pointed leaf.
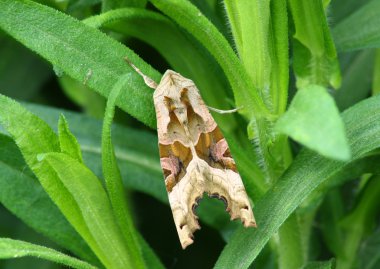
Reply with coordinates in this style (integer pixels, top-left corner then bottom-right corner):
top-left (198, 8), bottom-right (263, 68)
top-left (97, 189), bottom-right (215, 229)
top-left (58, 114), bottom-right (83, 163)
top-left (0, 238), bottom-right (97, 269)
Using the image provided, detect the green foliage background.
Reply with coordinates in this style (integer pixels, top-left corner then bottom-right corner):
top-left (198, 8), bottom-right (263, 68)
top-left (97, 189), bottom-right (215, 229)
top-left (0, 0), bottom-right (379, 268)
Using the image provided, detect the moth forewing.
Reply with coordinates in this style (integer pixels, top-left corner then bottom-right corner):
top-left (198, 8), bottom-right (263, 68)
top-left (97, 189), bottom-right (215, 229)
top-left (126, 62), bottom-right (256, 249)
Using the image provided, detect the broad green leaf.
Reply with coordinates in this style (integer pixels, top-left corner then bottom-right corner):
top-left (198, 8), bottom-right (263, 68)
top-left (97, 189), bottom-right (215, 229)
top-left (0, 0), bottom-right (160, 128)
top-left (0, 134), bottom-right (97, 264)
top-left (40, 152), bottom-right (136, 269)
top-left (289, 0), bottom-right (341, 89)
top-left (276, 85), bottom-right (350, 161)
top-left (101, 74), bottom-right (146, 269)
top-left (149, 0), bottom-right (268, 118)
top-left (333, 0), bottom-right (380, 52)
top-left (214, 94), bottom-right (380, 269)
top-left (302, 259), bottom-right (336, 269)
top-left (83, 8), bottom-right (236, 132)
top-left (0, 238), bottom-right (97, 269)
top-left (58, 114), bottom-right (83, 163)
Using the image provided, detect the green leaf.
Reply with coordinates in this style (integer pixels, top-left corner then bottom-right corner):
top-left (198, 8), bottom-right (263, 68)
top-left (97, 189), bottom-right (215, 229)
top-left (333, 0), bottom-right (380, 52)
top-left (40, 152), bottom-right (135, 269)
top-left (0, 134), bottom-right (98, 264)
top-left (0, 238), bottom-right (97, 269)
top-left (58, 114), bottom-right (83, 163)
top-left (214, 94), bottom-right (380, 269)
top-left (0, 0), bottom-right (160, 128)
top-left (289, 0), bottom-right (341, 89)
top-left (101, 74), bottom-right (146, 269)
top-left (276, 85), bottom-right (350, 161)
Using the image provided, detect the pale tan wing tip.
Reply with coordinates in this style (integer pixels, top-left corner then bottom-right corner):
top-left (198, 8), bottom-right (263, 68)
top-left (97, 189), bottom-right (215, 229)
top-left (178, 223), bottom-right (199, 249)
top-left (181, 238), bottom-right (194, 250)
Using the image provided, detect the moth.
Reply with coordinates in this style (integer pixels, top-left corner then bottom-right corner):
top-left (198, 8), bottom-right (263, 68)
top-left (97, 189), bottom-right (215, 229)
top-left (126, 59), bottom-right (256, 249)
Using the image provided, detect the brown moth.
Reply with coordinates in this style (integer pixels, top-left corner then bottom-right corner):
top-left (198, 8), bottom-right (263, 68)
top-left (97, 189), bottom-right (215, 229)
top-left (126, 59), bottom-right (256, 249)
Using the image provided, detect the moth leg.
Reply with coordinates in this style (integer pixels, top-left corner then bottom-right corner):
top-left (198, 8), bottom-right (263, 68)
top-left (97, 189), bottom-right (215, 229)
top-left (206, 106), bottom-right (243, 114)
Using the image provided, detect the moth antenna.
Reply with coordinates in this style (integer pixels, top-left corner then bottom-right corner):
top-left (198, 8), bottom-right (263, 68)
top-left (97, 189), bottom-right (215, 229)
top-left (124, 57), bottom-right (158, 89)
top-left (206, 106), bottom-right (243, 114)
